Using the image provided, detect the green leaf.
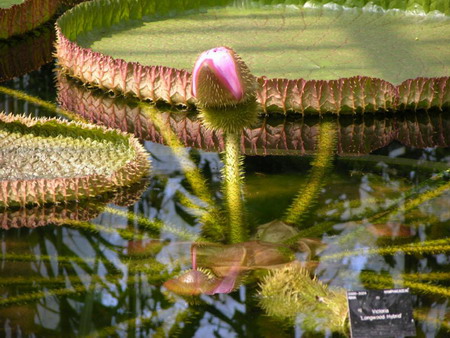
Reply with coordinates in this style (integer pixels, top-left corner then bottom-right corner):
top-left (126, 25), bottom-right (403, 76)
top-left (0, 0), bottom-right (25, 9)
top-left (75, 1), bottom-right (449, 84)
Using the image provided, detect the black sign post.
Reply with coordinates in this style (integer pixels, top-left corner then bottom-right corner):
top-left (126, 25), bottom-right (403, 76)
top-left (347, 288), bottom-right (416, 338)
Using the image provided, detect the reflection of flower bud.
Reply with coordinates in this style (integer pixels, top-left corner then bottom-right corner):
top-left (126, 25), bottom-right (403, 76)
top-left (192, 47), bottom-right (256, 108)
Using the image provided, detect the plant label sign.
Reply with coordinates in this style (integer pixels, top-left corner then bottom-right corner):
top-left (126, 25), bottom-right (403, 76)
top-left (347, 288), bottom-right (416, 338)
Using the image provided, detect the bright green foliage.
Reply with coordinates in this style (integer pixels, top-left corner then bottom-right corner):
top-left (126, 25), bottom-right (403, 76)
top-left (75, 1), bottom-right (449, 84)
top-left (0, 0), bottom-right (25, 9)
top-left (322, 237), bottom-right (450, 261)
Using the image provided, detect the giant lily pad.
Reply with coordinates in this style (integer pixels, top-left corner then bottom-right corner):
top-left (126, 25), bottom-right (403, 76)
top-left (56, 0), bottom-right (450, 113)
top-left (0, 113), bottom-right (150, 207)
top-left (0, 0), bottom-right (59, 39)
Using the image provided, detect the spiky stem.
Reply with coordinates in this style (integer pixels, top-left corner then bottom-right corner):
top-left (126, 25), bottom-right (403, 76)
top-left (359, 273), bottom-right (450, 298)
top-left (322, 237), bottom-right (450, 261)
top-left (0, 283), bottom-right (97, 308)
top-left (258, 264), bottom-right (348, 332)
top-left (224, 131), bottom-right (246, 243)
top-left (413, 310), bottom-right (450, 332)
top-left (103, 206), bottom-right (202, 242)
top-left (284, 119), bottom-right (336, 226)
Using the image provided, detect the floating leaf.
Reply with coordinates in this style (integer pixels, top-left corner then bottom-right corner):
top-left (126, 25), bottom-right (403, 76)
top-left (0, 113), bottom-right (150, 207)
top-left (56, 0), bottom-right (450, 113)
top-left (0, 0), bottom-right (59, 39)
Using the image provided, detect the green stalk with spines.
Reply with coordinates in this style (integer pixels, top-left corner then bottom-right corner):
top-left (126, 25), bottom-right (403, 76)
top-left (284, 118), bottom-right (337, 226)
top-left (338, 271), bottom-right (450, 284)
top-left (289, 209), bottom-right (437, 241)
top-left (413, 310), bottom-right (450, 332)
top-left (139, 103), bottom-right (226, 241)
top-left (2, 253), bottom-right (122, 275)
top-left (0, 85), bottom-right (86, 122)
top-left (359, 273), bottom-right (450, 298)
top-left (402, 272), bottom-right (450, 282)
top-left (258, 264), bottom-right (348, 333)
top-left (0, 283), bottom-right (98, 308)
top-left (288, 173), bottom-right (447, 243)
top-left (321, 237), bottom-right (450, 261)
top-left (61, 219), bottom-right (150, 241)
top-left (89, 312), bottom-right (159, 338)
top-left (174, 190), bottom-right (226, 241)
top-left (103, 206), bottom-right (203, 242)
top-left (358, 271), bottom-right (450, 283)
top-left (224, 131), bottom-right (247, 243)
top-left (0, 271), bottom-right (172, 309)
top-left (89, 302), bottom-right (193, 338)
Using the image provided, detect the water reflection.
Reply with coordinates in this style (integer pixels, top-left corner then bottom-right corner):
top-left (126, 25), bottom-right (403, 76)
top-left (57, 72), bottom-right (450, 155)
top-left (0, 68), bottom-right (449, 336)
top-left (0, 22), bottom-right (55, 83)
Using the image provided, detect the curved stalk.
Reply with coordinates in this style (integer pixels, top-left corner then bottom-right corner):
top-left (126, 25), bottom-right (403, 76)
top-left (359, 273), bottom-right (450, 298)
top-left (336, 178), bottom-right (450, 247)
top-left (0, 85), bottom-right (85, 122)
top-left (103, 206), bottom-right (201, 242)
top-left (321, 238), bottom-right (450, 261)
top-left (284, 118), bottom-right (336, 226)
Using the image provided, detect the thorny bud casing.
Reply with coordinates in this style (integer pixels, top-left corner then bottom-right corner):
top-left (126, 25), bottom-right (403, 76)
top-left (192, 47), bottom-right (256, 108)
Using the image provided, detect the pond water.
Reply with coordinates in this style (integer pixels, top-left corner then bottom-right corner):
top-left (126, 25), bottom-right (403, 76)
top-left (1, 17), bottom-right (450, 338)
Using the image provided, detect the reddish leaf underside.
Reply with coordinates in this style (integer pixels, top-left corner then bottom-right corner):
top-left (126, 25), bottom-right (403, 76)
top-left (57, 73), bottom-right (450, 156)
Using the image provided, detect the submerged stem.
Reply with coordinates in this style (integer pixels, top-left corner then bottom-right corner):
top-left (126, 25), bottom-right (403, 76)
top-left (139, 103), bottom-right (226, 240)
top-left (336, 177), bottom-right (450, 247)
top-left (322, 238), bottom-right (450, 261)
top-left (359, 273), bottom-right (450, 298)
top-left (103, 206), bottom-right (202, 242)
top-left (0, 85), bottom-right (84, 122)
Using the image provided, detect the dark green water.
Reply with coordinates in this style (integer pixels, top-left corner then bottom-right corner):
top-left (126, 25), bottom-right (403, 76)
top-left (1, 34), bottom-right (450, 338)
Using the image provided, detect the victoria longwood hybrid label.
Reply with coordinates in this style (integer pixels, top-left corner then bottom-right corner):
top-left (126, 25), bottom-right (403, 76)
top-left (347, 288), bottom-right (416, 338)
